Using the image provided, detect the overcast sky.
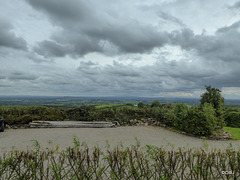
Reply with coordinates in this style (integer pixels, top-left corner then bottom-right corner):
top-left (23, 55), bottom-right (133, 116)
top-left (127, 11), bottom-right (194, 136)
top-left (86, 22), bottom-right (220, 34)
top-left (0, 0), bottom-right (240, 98)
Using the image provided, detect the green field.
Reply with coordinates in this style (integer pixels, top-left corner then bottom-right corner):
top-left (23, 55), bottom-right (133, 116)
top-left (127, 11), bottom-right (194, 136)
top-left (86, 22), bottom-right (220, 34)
top-left (223, 127), bottom-right (240, 140)
top-left (95, 104), bottom-right (124, 108)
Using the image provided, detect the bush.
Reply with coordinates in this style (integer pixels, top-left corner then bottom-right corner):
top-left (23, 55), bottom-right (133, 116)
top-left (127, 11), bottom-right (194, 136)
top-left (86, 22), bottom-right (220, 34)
top-left (173, 103), bottom-right (189, 130)
top-left (224, 112), bottom-right (240, 127)
top-left (150, 101), bottom-right (160, 108)
top-left (174, 103), bottom-right (217, 136)
top-left (137, 102), bottom-right (145, 108)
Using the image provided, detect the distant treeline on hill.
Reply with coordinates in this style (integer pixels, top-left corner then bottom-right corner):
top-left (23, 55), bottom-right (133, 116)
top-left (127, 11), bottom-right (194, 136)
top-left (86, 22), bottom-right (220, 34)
top-left (0, 96), bottom-right (201, 106)
top-left (0, 95), bottom-right (239, 107)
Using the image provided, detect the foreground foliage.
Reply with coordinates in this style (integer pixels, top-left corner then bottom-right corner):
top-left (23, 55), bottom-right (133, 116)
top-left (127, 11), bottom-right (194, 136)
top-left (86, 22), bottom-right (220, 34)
top-left (0, 140), bottom-right (239, 180)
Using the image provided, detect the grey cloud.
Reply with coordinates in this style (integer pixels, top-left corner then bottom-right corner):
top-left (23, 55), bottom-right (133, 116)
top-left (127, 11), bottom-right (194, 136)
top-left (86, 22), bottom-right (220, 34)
top-left (86, 21), bottom-right (169, 53)
top-left (78, 61), bottom-right (100, 75)
top-left (78, 60), bottom-right (141, 77)
top-left (217, 20), bottom-right (240, 33)
top-left (0, 85), bottom-right (12, 87)
top-left (158, 12), bottom-right (186, 27)
top-left (25, 0), bottom-right (91, 24)
top-left (38, 31), bottom-right (103, 58)
top-left (0, 18), bottom-right (27, 50)
top-left (73, 53), bottom-right (240, 96)
top-left (229, 1), bottom-right (240, 9)
top-left (80, 61), bottom-right (98, 66)
top-left (34, 40), bottom-right (69, 58)
top-left (0, 71), bottom-right (6, 79)
top-left (27, 53), bottom-right (54, 63)
top-left (8, 72), bottom-right (38, 81)
top-left (75, 59), bottom-right (211, 95)
top-left (170, 26), bottom-right (240, 63)
top-left (28, 0), bottom-right (239, 62)
top-left (26, 0), bottom-right (169, 57)
top-left (105, 61), bottom-right (141, 77)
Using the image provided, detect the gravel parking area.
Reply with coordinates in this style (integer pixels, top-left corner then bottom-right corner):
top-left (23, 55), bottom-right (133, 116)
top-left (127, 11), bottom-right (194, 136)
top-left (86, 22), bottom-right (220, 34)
top-left (1, 126), bottom-right (240, 152)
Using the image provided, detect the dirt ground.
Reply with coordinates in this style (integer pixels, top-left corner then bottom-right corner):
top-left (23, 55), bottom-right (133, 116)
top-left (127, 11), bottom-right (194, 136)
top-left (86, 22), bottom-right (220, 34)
top-left (1, 126), bottom-right (240, 153)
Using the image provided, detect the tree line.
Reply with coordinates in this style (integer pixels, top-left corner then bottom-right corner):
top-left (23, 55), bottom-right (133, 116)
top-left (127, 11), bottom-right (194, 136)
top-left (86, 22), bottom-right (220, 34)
top-left (0, 86), bottom-right (239, 136)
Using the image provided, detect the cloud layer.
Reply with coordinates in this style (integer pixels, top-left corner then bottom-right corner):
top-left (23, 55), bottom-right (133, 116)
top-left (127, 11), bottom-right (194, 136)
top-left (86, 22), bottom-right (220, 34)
top-left (0, 0), bottom-right (240, 98)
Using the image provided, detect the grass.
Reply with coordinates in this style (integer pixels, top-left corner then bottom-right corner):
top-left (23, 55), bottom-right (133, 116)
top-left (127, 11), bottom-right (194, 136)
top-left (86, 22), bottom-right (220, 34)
top-left (223, 126), bottom-right (240, 140)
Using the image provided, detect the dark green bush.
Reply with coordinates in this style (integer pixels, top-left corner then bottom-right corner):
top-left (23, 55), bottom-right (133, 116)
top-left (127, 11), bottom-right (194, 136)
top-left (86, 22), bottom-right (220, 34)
top-left (137, 102), bottom-right (145, 108)
top-left (150, 101), bottom-right (160, 108)
top-left (225, 112), bottom-right (240, 127)
top-left (173, 103), bottom-right (217, 136)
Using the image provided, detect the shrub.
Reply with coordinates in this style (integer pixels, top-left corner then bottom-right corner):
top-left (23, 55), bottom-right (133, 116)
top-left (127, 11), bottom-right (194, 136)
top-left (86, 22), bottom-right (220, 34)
top-left (137, 102), bottom-right (145, 108)
top-left (224, 112), bottom-right (240, 127)
top-left (150, 101), bottom-right (160, 108)
top-left (173, 103), bottom-right (189, 130)
top-left (175, 104), bottom-right (217, 136)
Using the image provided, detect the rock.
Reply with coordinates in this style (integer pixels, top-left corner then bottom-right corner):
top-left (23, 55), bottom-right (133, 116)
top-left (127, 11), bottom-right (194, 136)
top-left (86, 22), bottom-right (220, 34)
top-left (112, 121), bottom-right (120, 126)
top-left (5, 124), bottom-right (11, 129)
top-left (130, 120), bottom-right (134, 125)
top-left (160, 124), bottom-right (166, 128)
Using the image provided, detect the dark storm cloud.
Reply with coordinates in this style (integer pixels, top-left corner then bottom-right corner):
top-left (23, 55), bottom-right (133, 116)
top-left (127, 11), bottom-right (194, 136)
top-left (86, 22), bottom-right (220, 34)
top-left (51, 32), bottom-right (103, 57)
top-left (0, 18), bottom-right (27, 50)
top-left (26, 0), bottom-right (169, 57)
top-left (25, 0), bottom-right (91, 24)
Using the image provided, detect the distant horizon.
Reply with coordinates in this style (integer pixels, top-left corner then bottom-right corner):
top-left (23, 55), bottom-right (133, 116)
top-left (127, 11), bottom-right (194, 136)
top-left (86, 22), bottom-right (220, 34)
top-left (1, 95), bottom-right (240, 101)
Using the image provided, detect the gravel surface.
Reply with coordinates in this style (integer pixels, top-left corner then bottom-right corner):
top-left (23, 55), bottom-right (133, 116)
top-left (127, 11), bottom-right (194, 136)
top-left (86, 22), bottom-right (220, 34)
top-left (1, 126), bottom-right (240, 152)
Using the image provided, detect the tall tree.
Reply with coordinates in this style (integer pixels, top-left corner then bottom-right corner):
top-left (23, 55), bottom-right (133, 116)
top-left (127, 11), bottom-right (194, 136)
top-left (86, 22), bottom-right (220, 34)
top-left (200, 86), bottom-right (225, 127)
top-left (150, 101), bottom-right (160, 108)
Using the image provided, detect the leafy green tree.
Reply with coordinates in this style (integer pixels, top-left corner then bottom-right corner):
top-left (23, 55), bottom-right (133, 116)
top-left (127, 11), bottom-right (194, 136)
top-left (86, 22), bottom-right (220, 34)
top-left (150, 101), bottom-right (160, 108)
top-left (200, 86), bottom-right (224, 109)
top-left (200, 86), bottom-right (225, 127)
top-left (224, 112), bottom-right (240, 128)
top-left (137, 102), bottom-right (145, 108)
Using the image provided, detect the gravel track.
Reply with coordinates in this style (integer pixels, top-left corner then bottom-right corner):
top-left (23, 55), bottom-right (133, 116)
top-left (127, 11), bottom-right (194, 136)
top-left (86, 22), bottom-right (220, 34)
top-left (1, 126), bottom-right (240, 152)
